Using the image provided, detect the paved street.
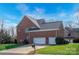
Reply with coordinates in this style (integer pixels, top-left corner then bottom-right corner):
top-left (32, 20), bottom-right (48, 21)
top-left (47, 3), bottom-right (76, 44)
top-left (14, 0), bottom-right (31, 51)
top-left (0, 45), bottom-right (46, 55)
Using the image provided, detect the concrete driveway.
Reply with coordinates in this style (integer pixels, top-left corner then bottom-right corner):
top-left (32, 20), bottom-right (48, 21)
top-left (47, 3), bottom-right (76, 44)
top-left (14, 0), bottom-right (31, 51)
top-left (0, 45), bottom-right (46, 55)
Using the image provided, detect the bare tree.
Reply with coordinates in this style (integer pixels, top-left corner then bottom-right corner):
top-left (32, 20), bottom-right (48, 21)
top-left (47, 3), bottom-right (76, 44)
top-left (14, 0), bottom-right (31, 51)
top-left (75, 8), bottom-right (79, 26)
top-left (0, 19), bottom-right (4, 33)
top-left (0, 20), bottom-right (5, 43)
top-left (10, 26), bottom-right (15, 38)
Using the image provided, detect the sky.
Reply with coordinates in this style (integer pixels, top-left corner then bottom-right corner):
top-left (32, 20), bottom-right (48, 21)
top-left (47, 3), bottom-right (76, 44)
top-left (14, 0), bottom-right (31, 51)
top-left (0, 3), bottom-right (79, 29)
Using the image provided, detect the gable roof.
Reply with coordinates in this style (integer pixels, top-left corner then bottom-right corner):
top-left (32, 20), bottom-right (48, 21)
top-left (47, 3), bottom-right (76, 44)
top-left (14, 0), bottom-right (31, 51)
top-left (27, 16), bottom-right (40, 28)
top-left (18, 16), bottom-right (63, 32)
top-left (17, 16), bottom-right (40, 28)
top-left (25, 16), bottom-right (62, 30)
top-left (25, 16), bottom-right (63, 32)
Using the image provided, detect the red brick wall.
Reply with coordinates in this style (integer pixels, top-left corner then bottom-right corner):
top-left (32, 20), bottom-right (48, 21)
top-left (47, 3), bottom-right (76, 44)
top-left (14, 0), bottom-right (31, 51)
top-left (17, 16), bottom-right (37, 44)
top-left (26, 30), bottom-right (64, 44)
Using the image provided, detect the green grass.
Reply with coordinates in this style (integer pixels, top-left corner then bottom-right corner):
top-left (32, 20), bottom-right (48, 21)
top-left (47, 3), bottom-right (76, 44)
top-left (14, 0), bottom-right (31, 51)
top-left (0, 44), bottom-right (20, 51)
top-left (36, 43), bottom-right (79, 55)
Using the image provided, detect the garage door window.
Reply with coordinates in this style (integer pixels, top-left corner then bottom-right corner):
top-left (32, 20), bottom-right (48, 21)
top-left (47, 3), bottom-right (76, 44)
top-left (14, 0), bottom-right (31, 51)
top-left (33, 37), bottom-right (46, 44)
top-left (48, 37), bottom-right (56, 44)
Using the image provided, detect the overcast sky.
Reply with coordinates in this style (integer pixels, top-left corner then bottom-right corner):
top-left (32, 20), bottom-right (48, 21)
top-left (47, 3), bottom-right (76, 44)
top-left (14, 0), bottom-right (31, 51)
top-left (0, 3), bottom-right (79, 28)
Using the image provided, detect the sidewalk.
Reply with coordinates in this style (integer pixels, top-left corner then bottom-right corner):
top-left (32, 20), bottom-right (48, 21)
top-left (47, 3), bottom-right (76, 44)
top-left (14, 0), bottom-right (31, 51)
top-left (0, 45), bottom-right (46, 55)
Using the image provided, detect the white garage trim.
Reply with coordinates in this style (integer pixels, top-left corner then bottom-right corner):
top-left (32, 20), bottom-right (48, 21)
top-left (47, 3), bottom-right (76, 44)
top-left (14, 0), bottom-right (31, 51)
top-left (33, 37), bottom-right (46, 44)
top-left (48, 37), bottom-right (56, 44)
top-left (26, 28), bottom-right (59, 33)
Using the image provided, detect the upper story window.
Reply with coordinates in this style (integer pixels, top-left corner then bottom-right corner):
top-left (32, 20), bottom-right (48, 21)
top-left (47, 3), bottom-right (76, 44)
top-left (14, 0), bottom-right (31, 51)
top-left (25, 27), bottom-right (40, 31)
top-left (28, 27), bottom-right (39, 30)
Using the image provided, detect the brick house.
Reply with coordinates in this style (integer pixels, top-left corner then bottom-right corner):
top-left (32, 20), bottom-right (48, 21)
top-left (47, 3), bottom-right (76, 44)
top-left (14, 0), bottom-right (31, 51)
top-left (64, 27), bottom-right (79, 43)
top-left (17, 16), bottom-right (64, 44)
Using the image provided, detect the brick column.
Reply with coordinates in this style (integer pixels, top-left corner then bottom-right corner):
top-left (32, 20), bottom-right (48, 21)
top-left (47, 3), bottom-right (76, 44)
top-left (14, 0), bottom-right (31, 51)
top-left (28, 32), bottom-right (33, 44)
top-left (30, 37), bottom-right (33, 44)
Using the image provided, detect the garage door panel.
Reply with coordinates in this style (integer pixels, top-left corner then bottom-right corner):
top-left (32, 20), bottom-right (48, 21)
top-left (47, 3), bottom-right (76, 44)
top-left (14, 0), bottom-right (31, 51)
top-left (33, 37), bottom-right (46, 44)
top-left (49, 37), bottom-right (56, 44)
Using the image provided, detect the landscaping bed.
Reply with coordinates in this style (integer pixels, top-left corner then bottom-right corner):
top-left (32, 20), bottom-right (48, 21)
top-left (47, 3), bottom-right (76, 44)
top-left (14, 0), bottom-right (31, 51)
top-left (0, 44), bottom-right (20, 51)
top-left (36, 44), bottom-right (79, 55)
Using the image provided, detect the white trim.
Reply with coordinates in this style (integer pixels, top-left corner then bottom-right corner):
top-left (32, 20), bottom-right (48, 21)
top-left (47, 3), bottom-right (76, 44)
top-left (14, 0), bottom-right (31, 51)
top-left (26, 28), bottom-right (59, 32)
top-left (27, 16), bottom-right (40, 28)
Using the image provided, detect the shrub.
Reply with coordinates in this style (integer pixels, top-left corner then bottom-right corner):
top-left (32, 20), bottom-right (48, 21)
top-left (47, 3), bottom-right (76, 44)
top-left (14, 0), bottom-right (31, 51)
top-left (14, 39), bottom-right (17, 44)
top-left (73, 38), bottom-right (79, 43)
top-left (0, 44), bottom-right (19, 50)
top-left (55, 37), bottom-right (69, 45)
top-left (55, 37), bottom-right (64, 44)
top-left (0, 33), bottom-right (12, 44)
top-left (5, 44), bottom-right (19, 49)
top-left (23, 39), bottom-right (29, 44)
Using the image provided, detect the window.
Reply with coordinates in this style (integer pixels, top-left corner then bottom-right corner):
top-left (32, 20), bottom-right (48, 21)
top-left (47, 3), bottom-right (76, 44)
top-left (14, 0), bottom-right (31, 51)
top-left (28, 27), bottom-right (39, 30)
top-left (25, 27), bottom-right (40, 31)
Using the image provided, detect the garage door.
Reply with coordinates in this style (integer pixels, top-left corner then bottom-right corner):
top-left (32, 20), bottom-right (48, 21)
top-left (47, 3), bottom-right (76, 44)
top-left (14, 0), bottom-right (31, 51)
top-left (33, 37), bottom-right (46, 44)
top-left (48, 37), bottom-right (56, 44)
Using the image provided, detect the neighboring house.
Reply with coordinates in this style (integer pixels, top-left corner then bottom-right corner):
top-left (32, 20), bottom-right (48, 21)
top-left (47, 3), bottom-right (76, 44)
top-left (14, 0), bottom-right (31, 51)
top-left (64, 27), bottom-right (79, 43)
top-left (17, 16), bottom-right (64, 45)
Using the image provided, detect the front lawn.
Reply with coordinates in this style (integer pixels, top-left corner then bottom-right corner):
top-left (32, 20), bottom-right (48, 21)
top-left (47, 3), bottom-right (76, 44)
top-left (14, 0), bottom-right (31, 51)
top-left (0, 44), bottom-right (20, 51)
top-left (36, 44), bottom-right (79, 55)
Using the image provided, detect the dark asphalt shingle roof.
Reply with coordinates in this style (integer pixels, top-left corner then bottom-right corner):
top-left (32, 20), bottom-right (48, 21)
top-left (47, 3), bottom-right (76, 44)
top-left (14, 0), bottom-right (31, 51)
top-left (26, 16), bottom-right (63, 31)
top-left (39, 21), bottom-right (62, 29)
